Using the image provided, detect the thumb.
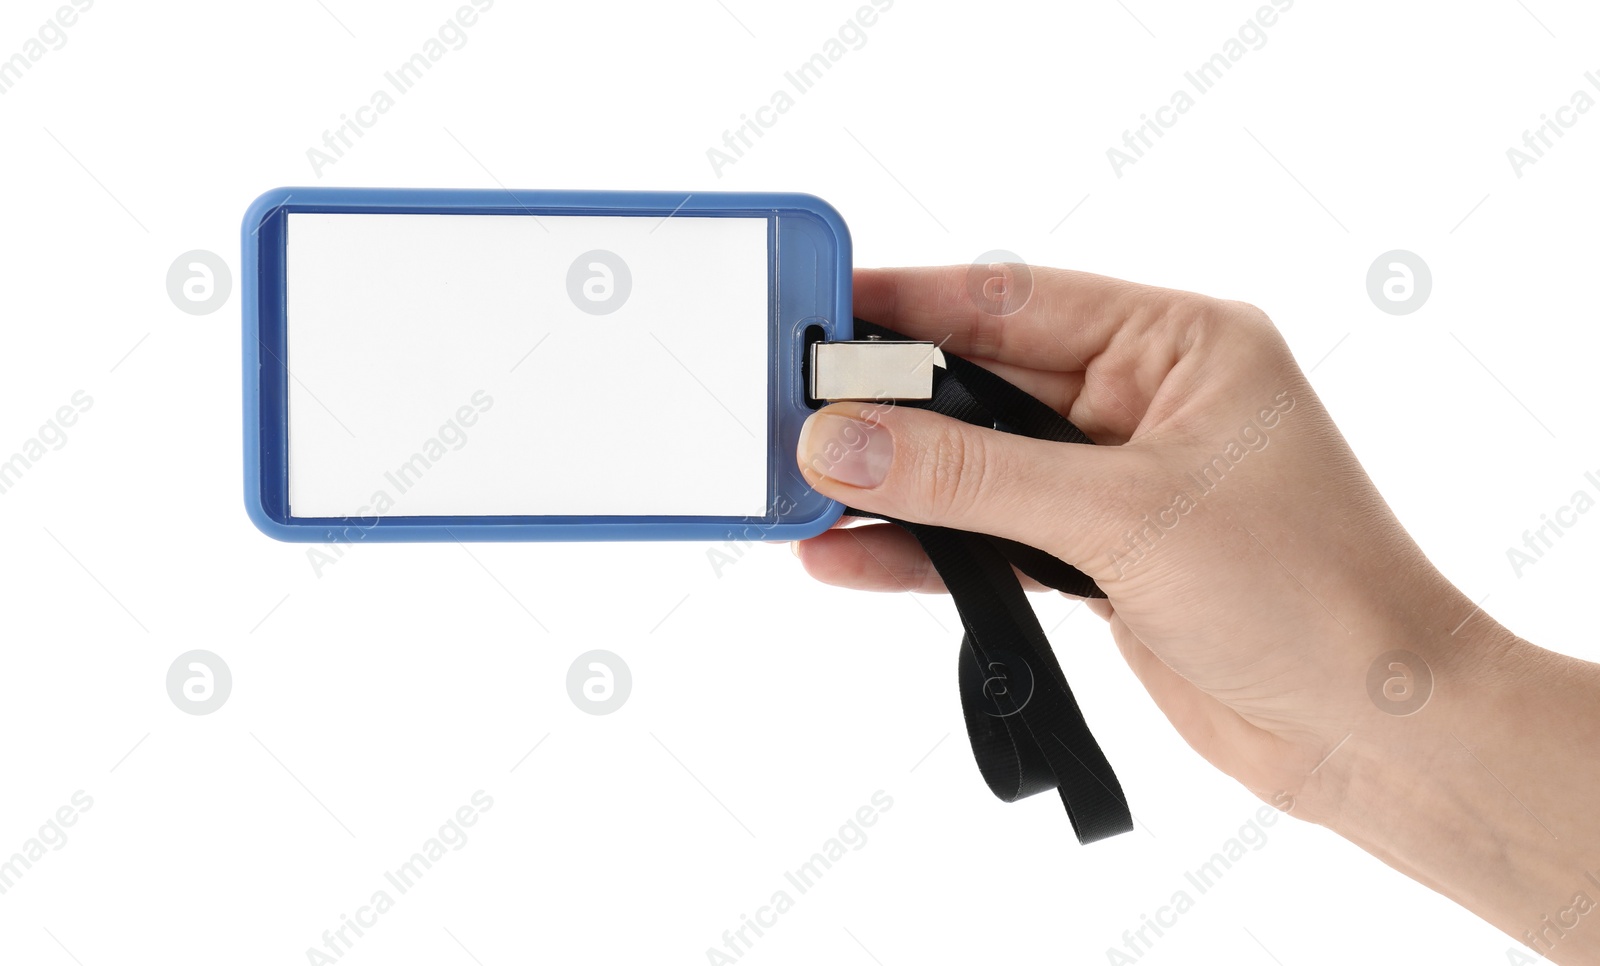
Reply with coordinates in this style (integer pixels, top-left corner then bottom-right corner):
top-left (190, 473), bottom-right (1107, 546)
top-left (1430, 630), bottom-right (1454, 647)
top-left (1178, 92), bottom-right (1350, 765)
top-left (795, 402), bottom-right (1138, 569)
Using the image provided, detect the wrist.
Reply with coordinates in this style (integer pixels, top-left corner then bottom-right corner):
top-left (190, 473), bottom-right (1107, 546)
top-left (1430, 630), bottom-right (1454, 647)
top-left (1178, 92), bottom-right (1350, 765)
top-left (1300, 610), bottom-right (1600, 958)
top-left (1241, 560), bottom-right (1518, 824)
top-left (1292, 574), bottom-right (1523, 830)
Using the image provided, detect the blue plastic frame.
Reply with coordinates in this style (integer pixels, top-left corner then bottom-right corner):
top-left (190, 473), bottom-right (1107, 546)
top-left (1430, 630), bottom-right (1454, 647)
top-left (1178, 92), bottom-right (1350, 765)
top-left (242, 187), bottom-right (850, 543)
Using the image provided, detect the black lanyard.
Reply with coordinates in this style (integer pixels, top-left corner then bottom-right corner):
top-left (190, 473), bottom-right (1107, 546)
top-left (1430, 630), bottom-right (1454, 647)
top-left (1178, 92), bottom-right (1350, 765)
top-left (846, 319), bottom-right (1133, 844)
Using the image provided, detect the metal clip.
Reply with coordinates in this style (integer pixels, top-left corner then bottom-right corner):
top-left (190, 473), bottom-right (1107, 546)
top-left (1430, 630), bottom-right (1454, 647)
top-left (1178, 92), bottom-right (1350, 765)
top-left (808, 337), bottom-right (945, 403)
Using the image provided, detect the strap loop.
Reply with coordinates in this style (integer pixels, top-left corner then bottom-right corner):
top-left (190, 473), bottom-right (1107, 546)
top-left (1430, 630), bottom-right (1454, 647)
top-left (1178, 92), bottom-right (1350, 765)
top-left (844, 319), bottom-right (1133, 844)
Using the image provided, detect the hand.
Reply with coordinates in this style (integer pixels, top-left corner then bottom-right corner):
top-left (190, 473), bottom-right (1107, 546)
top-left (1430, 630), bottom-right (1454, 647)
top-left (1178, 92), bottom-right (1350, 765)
top-left (795, 264), bottom-right (1485, 803)
top-left (793, 266), bottom-right (1600, 961)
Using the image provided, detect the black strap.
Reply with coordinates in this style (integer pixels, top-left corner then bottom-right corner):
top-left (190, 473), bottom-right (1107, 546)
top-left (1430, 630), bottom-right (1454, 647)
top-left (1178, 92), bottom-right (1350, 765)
top-left (846, 319), bottom-right (1133, 844)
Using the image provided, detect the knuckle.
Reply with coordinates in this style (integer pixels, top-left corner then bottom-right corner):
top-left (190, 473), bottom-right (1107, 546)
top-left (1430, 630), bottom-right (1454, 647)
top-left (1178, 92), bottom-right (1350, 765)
top-left (961, 309), bottom-right (1006, 358)
top-left (1222, 299), bottom-right (1284, 344)
top-left (910, 422), bottom-right (993, 522)
top-left (1162, 293), bottom-right (1290, 362)
top-left (1225, 299), bottom-right (1272, 328)
top-left (1168, 292), bottom-right (1228, 339)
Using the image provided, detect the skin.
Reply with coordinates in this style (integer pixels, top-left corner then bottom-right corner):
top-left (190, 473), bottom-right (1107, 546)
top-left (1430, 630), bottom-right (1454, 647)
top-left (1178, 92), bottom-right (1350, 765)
top-left (793, 265), bottom-right (1600, 963)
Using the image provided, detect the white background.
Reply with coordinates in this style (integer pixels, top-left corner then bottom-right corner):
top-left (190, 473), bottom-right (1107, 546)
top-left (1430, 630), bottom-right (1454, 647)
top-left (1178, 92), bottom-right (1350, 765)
top-left (1, 1), bottom-right (1597, 964)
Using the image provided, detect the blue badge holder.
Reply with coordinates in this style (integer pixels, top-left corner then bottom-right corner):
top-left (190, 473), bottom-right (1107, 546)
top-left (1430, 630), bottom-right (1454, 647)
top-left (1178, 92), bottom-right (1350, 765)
top-left (242, 187), bottom-right (851, 543)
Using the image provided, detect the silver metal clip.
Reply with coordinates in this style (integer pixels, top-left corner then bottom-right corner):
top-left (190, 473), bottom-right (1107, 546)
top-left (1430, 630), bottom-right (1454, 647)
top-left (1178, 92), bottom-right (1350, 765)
top-left (809, 337), bottom-right (945, 403)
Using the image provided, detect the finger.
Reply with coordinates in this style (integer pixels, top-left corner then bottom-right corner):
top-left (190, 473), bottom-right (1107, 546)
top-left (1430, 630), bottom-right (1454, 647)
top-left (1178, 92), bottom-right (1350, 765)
top-left (794, 524), bottom-right (945, 593)
top-left (947, 357), bottom-right (1136, 447)
top-left (956, 356), bottom-right (1079, 414)
top-left (854, 265), bottom-right (1190, 373)
top-left (795, 523), bottom-right (1058, 594)
top-left (854, 265), bottom-right (1197, 440)
top-left (796, 401), bottom-right (1142, 571)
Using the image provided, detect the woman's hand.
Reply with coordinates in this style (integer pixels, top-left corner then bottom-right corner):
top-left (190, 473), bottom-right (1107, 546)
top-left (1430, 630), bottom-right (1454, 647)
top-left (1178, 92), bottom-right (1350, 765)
top-left (796, 264), bottom-right (1483, 804)
top-left (794, 266), bottom-right (1599, 962)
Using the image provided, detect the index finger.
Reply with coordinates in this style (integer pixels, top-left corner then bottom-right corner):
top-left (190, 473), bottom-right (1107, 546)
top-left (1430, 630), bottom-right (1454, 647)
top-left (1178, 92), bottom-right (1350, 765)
top-left (852, 265), bottom-right (1186, 373)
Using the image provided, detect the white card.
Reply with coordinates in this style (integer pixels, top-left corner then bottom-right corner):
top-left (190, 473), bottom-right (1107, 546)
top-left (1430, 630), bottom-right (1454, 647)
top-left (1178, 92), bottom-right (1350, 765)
top-left (284, 212), bottom-right (770, 519)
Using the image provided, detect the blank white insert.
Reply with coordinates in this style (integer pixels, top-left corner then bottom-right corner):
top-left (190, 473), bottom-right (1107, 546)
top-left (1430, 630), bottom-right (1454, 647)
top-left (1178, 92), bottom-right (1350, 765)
top-left (285, 212), bottom-right (770, 518)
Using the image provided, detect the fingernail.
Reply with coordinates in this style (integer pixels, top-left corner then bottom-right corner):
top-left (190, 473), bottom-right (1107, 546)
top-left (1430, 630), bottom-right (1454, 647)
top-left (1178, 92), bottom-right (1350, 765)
top-left (798, 413), bottom-right (893, 488)
top-left (790, 540), bottom-right (801, 558)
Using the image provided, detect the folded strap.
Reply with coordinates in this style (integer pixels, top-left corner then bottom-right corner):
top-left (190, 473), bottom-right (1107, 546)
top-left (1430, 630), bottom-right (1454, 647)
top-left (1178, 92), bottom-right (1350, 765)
top-left (846, 319), bottom-right (1132, 844)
